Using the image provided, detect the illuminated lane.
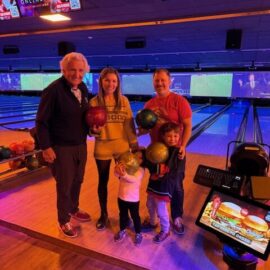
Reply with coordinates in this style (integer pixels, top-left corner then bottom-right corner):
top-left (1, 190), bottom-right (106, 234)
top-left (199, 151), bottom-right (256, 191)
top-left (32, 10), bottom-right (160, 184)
top-left (0, 95), bottom-right (249, 157)
top-left (192, 105), bottom-right (224, 127)
top-left (187, 102), bottom-right (249, 156)
top-left (257, 107), bottom-right (270, 146)
top-left (0, 111), bottom-right (37, 118)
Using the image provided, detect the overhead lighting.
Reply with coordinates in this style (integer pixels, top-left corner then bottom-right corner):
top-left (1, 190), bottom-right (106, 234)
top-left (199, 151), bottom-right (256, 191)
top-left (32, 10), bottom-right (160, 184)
top-left (40, 14), bottom-right (71, 22)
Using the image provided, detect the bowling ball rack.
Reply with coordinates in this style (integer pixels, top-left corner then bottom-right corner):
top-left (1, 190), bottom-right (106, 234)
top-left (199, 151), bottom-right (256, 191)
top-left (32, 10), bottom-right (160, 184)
top-left (0, 149), bottom-right (44, 177)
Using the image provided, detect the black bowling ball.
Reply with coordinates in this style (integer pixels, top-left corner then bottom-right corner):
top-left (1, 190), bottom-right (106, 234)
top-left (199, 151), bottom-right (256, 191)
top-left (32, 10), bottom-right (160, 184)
top-left (230, 143), bottom-right (269, 176)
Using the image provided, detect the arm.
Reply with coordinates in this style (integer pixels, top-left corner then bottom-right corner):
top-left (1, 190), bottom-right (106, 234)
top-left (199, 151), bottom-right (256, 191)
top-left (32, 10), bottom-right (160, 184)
top-left (178, 117), bottom-right (192, 159)
top-left (36, 88), bottom-right (56, 163)
top-left (123, 97), bottom-right (139, 151)
top-left (114, 163), bottom-right (144, 183)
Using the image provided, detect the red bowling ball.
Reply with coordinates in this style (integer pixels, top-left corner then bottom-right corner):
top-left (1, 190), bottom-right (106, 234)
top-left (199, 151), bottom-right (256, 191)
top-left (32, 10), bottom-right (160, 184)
top-left (85, 106), bottom-right (107, 127)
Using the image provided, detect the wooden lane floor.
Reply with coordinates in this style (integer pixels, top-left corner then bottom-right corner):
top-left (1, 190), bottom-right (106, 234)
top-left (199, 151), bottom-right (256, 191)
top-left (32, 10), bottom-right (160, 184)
top-left (0, 226), bottom-right (127, 270)
top-left (0, 131), bottom-right (270, 270)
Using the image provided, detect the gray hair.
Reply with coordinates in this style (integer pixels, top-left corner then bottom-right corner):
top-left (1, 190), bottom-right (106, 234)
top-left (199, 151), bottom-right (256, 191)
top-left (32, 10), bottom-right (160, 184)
top-left (60, 52), bottom-right (90, 73)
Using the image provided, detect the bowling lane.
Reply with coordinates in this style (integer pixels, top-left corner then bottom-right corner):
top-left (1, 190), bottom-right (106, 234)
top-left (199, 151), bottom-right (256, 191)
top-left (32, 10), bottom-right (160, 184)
top-left (0, 111), bottom-right (37, 119)
top-left (187, 102), bottom-right (248, 156)
top-left (0, 115), bottom-right (36, 125)
top-left (0, 105), bottom-right (38, 113)
top-left (192, 105), bottom-right (224, 127)
top-left (0, 120), bottom-right (36, 130)
top-left (257, 107), bottom-right (270, 146)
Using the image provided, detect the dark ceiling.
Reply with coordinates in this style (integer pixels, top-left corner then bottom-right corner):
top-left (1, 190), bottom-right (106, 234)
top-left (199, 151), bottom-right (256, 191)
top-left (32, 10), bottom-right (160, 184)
top-left (1, 0), bottom-right (270, 71)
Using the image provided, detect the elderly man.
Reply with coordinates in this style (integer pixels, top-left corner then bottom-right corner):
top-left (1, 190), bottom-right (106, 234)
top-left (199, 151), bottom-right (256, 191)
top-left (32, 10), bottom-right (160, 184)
top-left (36, 52), bottom-right (91, 238)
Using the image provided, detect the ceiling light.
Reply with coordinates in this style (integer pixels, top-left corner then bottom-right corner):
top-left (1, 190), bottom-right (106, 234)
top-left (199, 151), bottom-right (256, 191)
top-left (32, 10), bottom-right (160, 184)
top-left (40, 14), bottom-right (71, 22)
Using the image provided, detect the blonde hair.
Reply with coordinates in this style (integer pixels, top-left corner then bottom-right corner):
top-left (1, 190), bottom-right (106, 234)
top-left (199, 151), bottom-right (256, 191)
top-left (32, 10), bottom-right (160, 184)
top-left (97, 67), bottom-right (122, 110)
top-left (60, 52), bottom-right (90, 73)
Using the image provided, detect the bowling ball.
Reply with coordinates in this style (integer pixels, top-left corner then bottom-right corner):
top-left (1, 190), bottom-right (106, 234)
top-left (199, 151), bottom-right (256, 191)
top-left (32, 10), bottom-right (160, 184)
top-left (22, 140), bottom-right (35, 153)
top-left (25, 156), bottom-right (40, 170)
top-left (135, 109), bottom-right (157, 130)
top-left (0, 146), bottom-right (4, 161)
top-left (36, 152), bottom-right (48, 167)
top-left (118, 151), bottom-right (140, 175)
top-left (85, 106), bottom-right (107, 127)
top-left (8, 142), bottom-right (24, 156)
top-left (8, 158), bottom-right (24, 170)
top-left (0, 146), bottom-right (12, 159)
top-left (145, 142), bottom-right (169, 164)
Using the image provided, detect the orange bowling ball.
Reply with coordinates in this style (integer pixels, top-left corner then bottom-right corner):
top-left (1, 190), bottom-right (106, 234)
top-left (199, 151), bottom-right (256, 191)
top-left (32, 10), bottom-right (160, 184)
top-left (22, 140), bottom-right (35, 153)
top-left (8, 158), bottom-right (24, 170)
top-left (145, 142), bottom-right (169, 164)
top-left (8, 142), bottom-right (24, 156)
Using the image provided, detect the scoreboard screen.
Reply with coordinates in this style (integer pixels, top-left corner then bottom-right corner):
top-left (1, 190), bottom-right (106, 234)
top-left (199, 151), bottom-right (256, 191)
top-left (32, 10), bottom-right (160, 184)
top-left (17, 0), bottom-right (81, 17)
top-left (0, 0), bottom-right (20, 20)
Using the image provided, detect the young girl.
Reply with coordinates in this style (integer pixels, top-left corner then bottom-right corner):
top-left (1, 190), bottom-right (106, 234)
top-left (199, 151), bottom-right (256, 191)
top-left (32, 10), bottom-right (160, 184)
top-left (89, 67), bottom-right (138, 230)
top-left (141, 122), bottom-right (186, 243)
top-left (114, 157), bottom-right (144, 246)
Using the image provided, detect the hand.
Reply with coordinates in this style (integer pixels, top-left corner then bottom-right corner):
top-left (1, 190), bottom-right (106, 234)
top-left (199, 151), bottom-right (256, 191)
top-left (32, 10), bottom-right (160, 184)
top-left (91, 125), bottom-right (103, 136)
top-left (152, 107), bottom-right (168, 118)
top-left (130, 142), bottom-right (139, 153)
top-left (134, 150), bottom-right (143, 165)
top-left (178, 146), bottom-right (186, 160)
top-left (42, 147), bottom-right (56, 163)
top-left (137, 126), bottom-right (149, 136)
top-left (115, 162), bottom-right (126, 177)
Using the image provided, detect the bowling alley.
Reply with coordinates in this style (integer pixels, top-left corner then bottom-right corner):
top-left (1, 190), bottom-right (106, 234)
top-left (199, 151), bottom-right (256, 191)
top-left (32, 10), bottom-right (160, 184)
top-left (1, 1), bottom-right (270, 270)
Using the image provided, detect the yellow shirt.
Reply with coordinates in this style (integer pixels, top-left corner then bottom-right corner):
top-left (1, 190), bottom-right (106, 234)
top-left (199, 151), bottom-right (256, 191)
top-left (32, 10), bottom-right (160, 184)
top-left (89, 95), bottom-right (137, 144)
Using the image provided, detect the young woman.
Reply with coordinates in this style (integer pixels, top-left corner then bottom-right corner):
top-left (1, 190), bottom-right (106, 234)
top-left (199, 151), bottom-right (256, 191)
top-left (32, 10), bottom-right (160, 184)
top-left (89, 67), bottom-right (138, 230)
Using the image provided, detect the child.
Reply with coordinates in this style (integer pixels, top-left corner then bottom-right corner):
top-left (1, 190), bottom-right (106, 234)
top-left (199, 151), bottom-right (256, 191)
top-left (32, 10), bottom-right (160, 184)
top-left (141, 122), bottom-right (186, 243)
top-left (114, 156), bottom-right (144, 246)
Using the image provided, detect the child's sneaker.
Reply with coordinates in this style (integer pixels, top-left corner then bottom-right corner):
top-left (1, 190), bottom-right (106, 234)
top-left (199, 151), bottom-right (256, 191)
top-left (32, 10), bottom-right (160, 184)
top-left (58, 222), bottom-right (77, 238)
top-left (153, 231), bottom-right (169, 243)
top-left (134, 233), bottom-right (143, 246)
top-left (114, 230), bottom-right (126, 242)
top-left (173, 217), bottom-right (185, 235)
top-left (96, 214), bottom-right (110, 231)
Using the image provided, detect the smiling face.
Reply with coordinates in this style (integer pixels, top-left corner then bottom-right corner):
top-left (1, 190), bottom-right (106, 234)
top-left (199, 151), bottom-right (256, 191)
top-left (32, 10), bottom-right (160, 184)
top-left (162, 130), bottom-right (180, 147)
top-left (63, 59), bottom-right (85, 88)
top-left (101, 72), bottom-right (118, 96)
top-left (153, 70), bottom-right (171, 97)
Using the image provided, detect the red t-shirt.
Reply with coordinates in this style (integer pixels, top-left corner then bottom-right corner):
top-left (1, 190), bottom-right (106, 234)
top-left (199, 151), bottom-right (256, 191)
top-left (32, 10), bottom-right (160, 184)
top-left (144, 92), bottom-right (192, 144)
